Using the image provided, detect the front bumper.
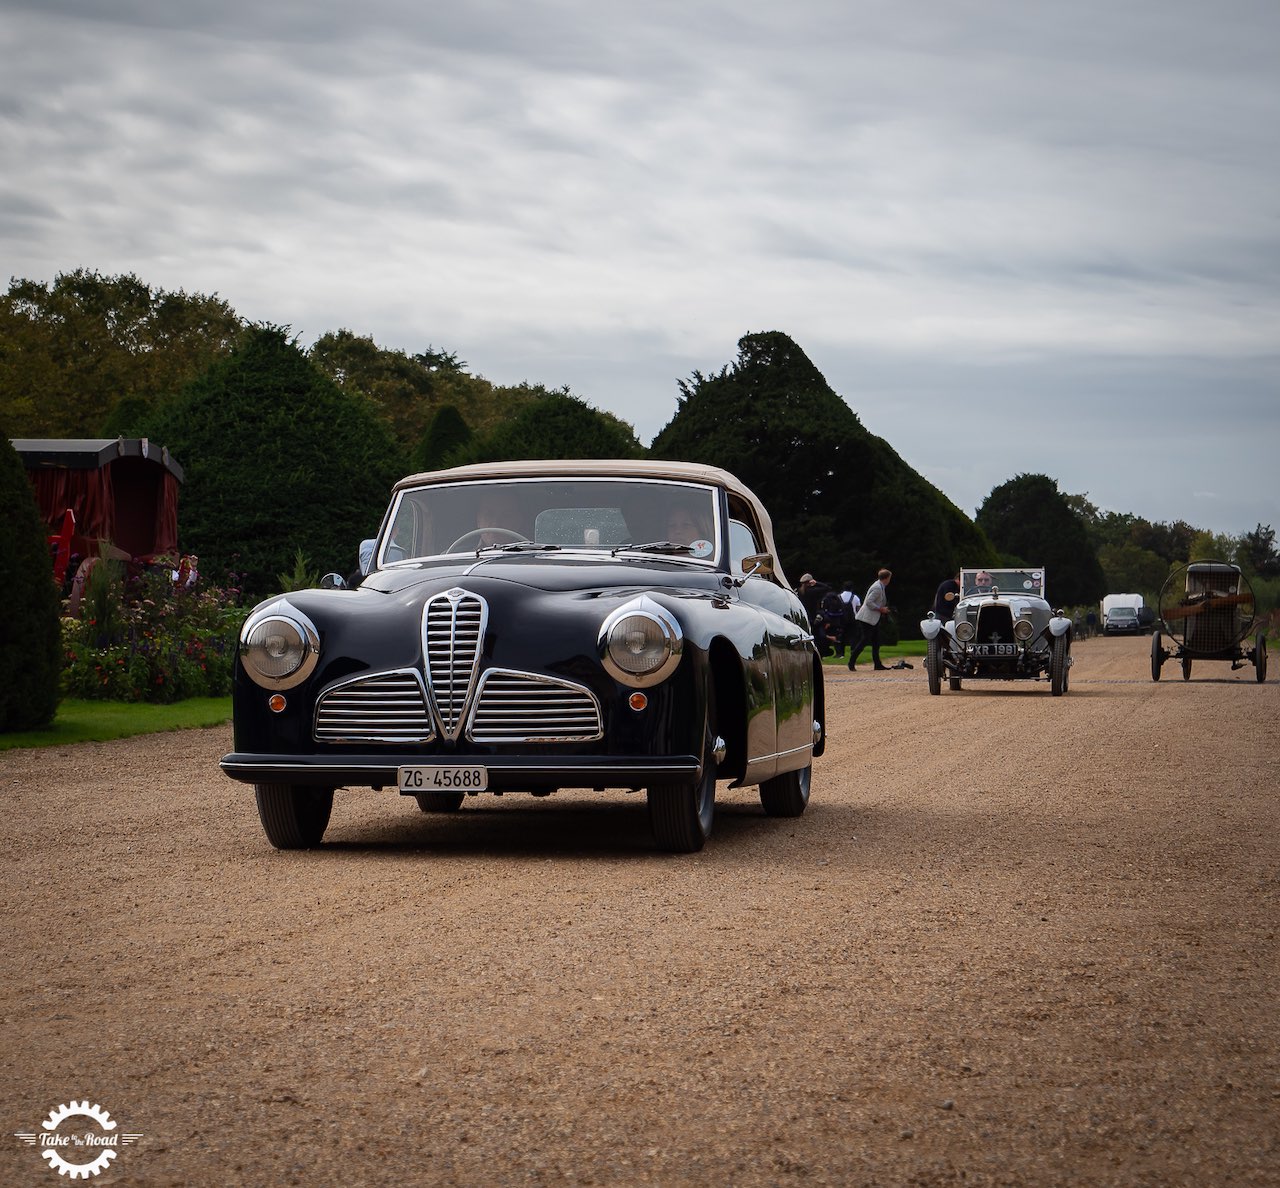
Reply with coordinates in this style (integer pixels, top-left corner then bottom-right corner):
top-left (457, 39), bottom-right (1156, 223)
top-left (220, 752), bottom-right (701, 790)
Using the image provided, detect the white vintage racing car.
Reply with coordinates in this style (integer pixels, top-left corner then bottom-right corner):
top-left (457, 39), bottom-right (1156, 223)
top-left (921, 567), bottom-right (1073, 695)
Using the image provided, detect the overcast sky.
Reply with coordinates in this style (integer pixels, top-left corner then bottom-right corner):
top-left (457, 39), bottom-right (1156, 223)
top-left (4, 0), bottom-right (1277, 535)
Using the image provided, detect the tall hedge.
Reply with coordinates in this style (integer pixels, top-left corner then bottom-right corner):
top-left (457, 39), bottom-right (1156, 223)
top-left (0, 434), bottom-right (62, 730)
top-left (651, 331), bottom-right (996, 632)
top-left (145, 326), bottom-right (406, 602)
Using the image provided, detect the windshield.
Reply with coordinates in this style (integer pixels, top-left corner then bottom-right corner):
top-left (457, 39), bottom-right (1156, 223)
top-left (961, 567), bottom-right (1045, 598)
top-left (380, 477), bottom-right (721, 564)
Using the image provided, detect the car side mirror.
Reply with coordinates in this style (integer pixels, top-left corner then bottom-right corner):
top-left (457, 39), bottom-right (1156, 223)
top-left (741, 553), bottom-right (774, 579)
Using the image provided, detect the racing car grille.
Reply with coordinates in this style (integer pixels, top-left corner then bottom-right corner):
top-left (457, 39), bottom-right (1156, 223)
top-left (468, 671), bottom-right (603, 743)
top-left (975, 604), bottom-right (1016, 644)
top-left (424, 590), bottom-right (486, 741)
top-left (314, 671), bottom-right (435, 742)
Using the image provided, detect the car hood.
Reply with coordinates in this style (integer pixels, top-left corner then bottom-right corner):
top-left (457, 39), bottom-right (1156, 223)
top-left (358, 553), bottom-right (728, 598)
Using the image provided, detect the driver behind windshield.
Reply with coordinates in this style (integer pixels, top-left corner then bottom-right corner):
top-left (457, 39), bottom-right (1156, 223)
top-left (474, 488), bottom-right (525, 547)
top-left (665, 503), bottom-right (712, 546)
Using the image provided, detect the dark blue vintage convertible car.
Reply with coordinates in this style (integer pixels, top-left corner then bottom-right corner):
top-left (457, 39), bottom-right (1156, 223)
top-left (221, 460), bottom-right (825, 852)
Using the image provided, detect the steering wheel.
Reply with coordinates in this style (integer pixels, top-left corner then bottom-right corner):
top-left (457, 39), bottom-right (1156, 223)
top-left (446, 526), bottom-right (528, 553)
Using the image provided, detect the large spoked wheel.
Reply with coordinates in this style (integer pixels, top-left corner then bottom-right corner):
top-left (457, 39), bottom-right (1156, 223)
top-left (760, 763), bottom-right (811, 817)
top-left (415, 792), bottom-right (465, 812)
top-left (1254, 632), bottom-right (1268, 683)
top-left (254, 783), bottom-right (334, 849)
top-left (1182, 655), bottom-right (1193, 682)
top-left (1151, 630), bottom-right (1164, 681)
top-left (446, 526), bottom-right (527, 553)
top-left (648, 698), bottom-right (717, 853)
top-left (1050, 635), bottom-right (1069, 697)
top-left (925, 638), bottom-right (942, 695)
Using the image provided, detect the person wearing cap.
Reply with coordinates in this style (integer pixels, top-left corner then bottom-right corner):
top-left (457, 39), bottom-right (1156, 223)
top-left (797, 573), bottom-right (825, 626)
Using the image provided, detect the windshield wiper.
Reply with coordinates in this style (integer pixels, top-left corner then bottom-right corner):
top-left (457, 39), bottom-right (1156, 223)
top-left (612, 540), bottom-right (695, 556)
top-left (476, 541), bottom-right (561, 553)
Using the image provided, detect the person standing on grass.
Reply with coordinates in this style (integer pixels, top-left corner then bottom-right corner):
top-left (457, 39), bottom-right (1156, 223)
top-left (848, 568), bottom-right (893, 672)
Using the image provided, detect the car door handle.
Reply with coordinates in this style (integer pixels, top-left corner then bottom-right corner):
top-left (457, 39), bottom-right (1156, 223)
top-left (787, 633), bottom-right (813, 648)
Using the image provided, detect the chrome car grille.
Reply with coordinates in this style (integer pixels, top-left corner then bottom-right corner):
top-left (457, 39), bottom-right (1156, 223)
top-left (314, 671), bottom-right (435, 742)
top-left (424, 589), bottom-right (486, 740)
top-left (311, 589), bottom-right (604, 748)
top-left (469, 670), bottom-right (603, 743)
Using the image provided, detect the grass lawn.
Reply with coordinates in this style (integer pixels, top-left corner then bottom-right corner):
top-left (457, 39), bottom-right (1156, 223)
top-left (820, 639), bottom-right (927, 666)
top-left (1, 697), bottom-right (232, 751)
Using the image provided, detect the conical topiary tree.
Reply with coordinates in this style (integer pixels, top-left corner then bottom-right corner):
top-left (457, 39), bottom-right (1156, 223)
top-left (0, 434), bottom-right (62, 730)
top-left (651, 331), bottom-right (996, 632)
top-left (410, 404), bottom-right (473, 473)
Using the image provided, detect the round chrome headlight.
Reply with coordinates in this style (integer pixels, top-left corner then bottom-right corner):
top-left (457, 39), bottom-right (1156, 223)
top-left (239, 601), bottom-right (320, 690)
top-left (954, 619), bottom-right (975, 642)
top-left (599, 596), bottom-right (683, 688)
top-left (1013, 617), bottom-right (1035, 641)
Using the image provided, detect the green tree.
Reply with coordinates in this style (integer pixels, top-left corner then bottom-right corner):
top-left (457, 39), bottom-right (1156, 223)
top-left (0, 270), bottom-right (244, 436)
top-left (0, 434), bottom-right (62, 730)
top-left (456, 390), bottom-right (644, 463)
top-left (1241, 523), bottom-right (1279, 577)
top-left (144, 326), bottom-right (405, 601)
top-left (309, 331), bottom-right (540, 450)
top-left (976, 474), bottom-right (1106, 606)
top-left (1097, 542), bottom-right (1172, 604)
top-left (410, 404), bottom-right (473, 473)
top-left (650, 331), bottom-right (996, 630)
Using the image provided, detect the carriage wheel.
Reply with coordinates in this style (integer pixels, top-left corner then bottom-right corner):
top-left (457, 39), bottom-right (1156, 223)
top-left (1181, 655), bottom-right (1192, 681)
top-left (1150, 630), bottom-right (1164, 682)
top-left (1256, 632), bottom-right (1268, 683)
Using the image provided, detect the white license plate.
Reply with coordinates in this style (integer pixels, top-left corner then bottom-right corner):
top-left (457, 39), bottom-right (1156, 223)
top-left (972, 643), bottom-right (1018, 657)
top-left (398, 765), bottom-right (488, 792)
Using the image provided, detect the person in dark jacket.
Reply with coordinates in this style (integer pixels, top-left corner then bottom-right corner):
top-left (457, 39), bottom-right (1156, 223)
top-left (932, 572), bottom-right (961, 622)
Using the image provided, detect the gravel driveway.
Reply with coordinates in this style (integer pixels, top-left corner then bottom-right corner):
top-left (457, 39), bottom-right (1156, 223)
top-left (2, 632), bottom-right (1276, 1186)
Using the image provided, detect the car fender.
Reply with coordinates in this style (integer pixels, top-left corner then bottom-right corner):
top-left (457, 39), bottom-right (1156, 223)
top-left (1048, 614), bottom-right (1072, 638)
top-left (921, 614), bottom-right (944, 640)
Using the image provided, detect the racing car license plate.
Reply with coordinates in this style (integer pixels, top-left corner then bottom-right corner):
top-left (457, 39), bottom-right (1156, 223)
top-left (398, 765), bottom-right (488, 793)
top-left (972, 643), bottom-right (1018, 657)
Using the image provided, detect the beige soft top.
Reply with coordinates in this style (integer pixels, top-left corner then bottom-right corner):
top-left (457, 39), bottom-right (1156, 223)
top-left (393, 459), bottom-right (787, 587)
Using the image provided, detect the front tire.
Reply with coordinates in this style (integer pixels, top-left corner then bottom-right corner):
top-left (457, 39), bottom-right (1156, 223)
top-left (649, 701), bottom-right (717, 853)
top-left (1050, 635), bottom-right (1069, 696)
top-left (1151, 630), bottom-right (1164, 681)
top-left (760, 763), bottom-right (811, 817)
top-left (1182, 655), bottom-right (1193, 681)
top-left (1254, 632), bottom-right (1268, 683)
top-left (415, 792), bottom-right (465, 812)
top-left (254, 783), bottom-right (333, 849)
top-left (926, 638), bottom-right (942, 695)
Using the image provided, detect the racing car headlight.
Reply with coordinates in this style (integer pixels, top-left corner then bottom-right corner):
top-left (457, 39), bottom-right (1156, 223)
top-left (954, 619), bottom-right (975, 642)
top-left (599, 596), bottom-right (683, 688)
top-left (239, 601), bottom-right (320, 690)
top-left (1013, 617), bottom-right (1035, 641)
